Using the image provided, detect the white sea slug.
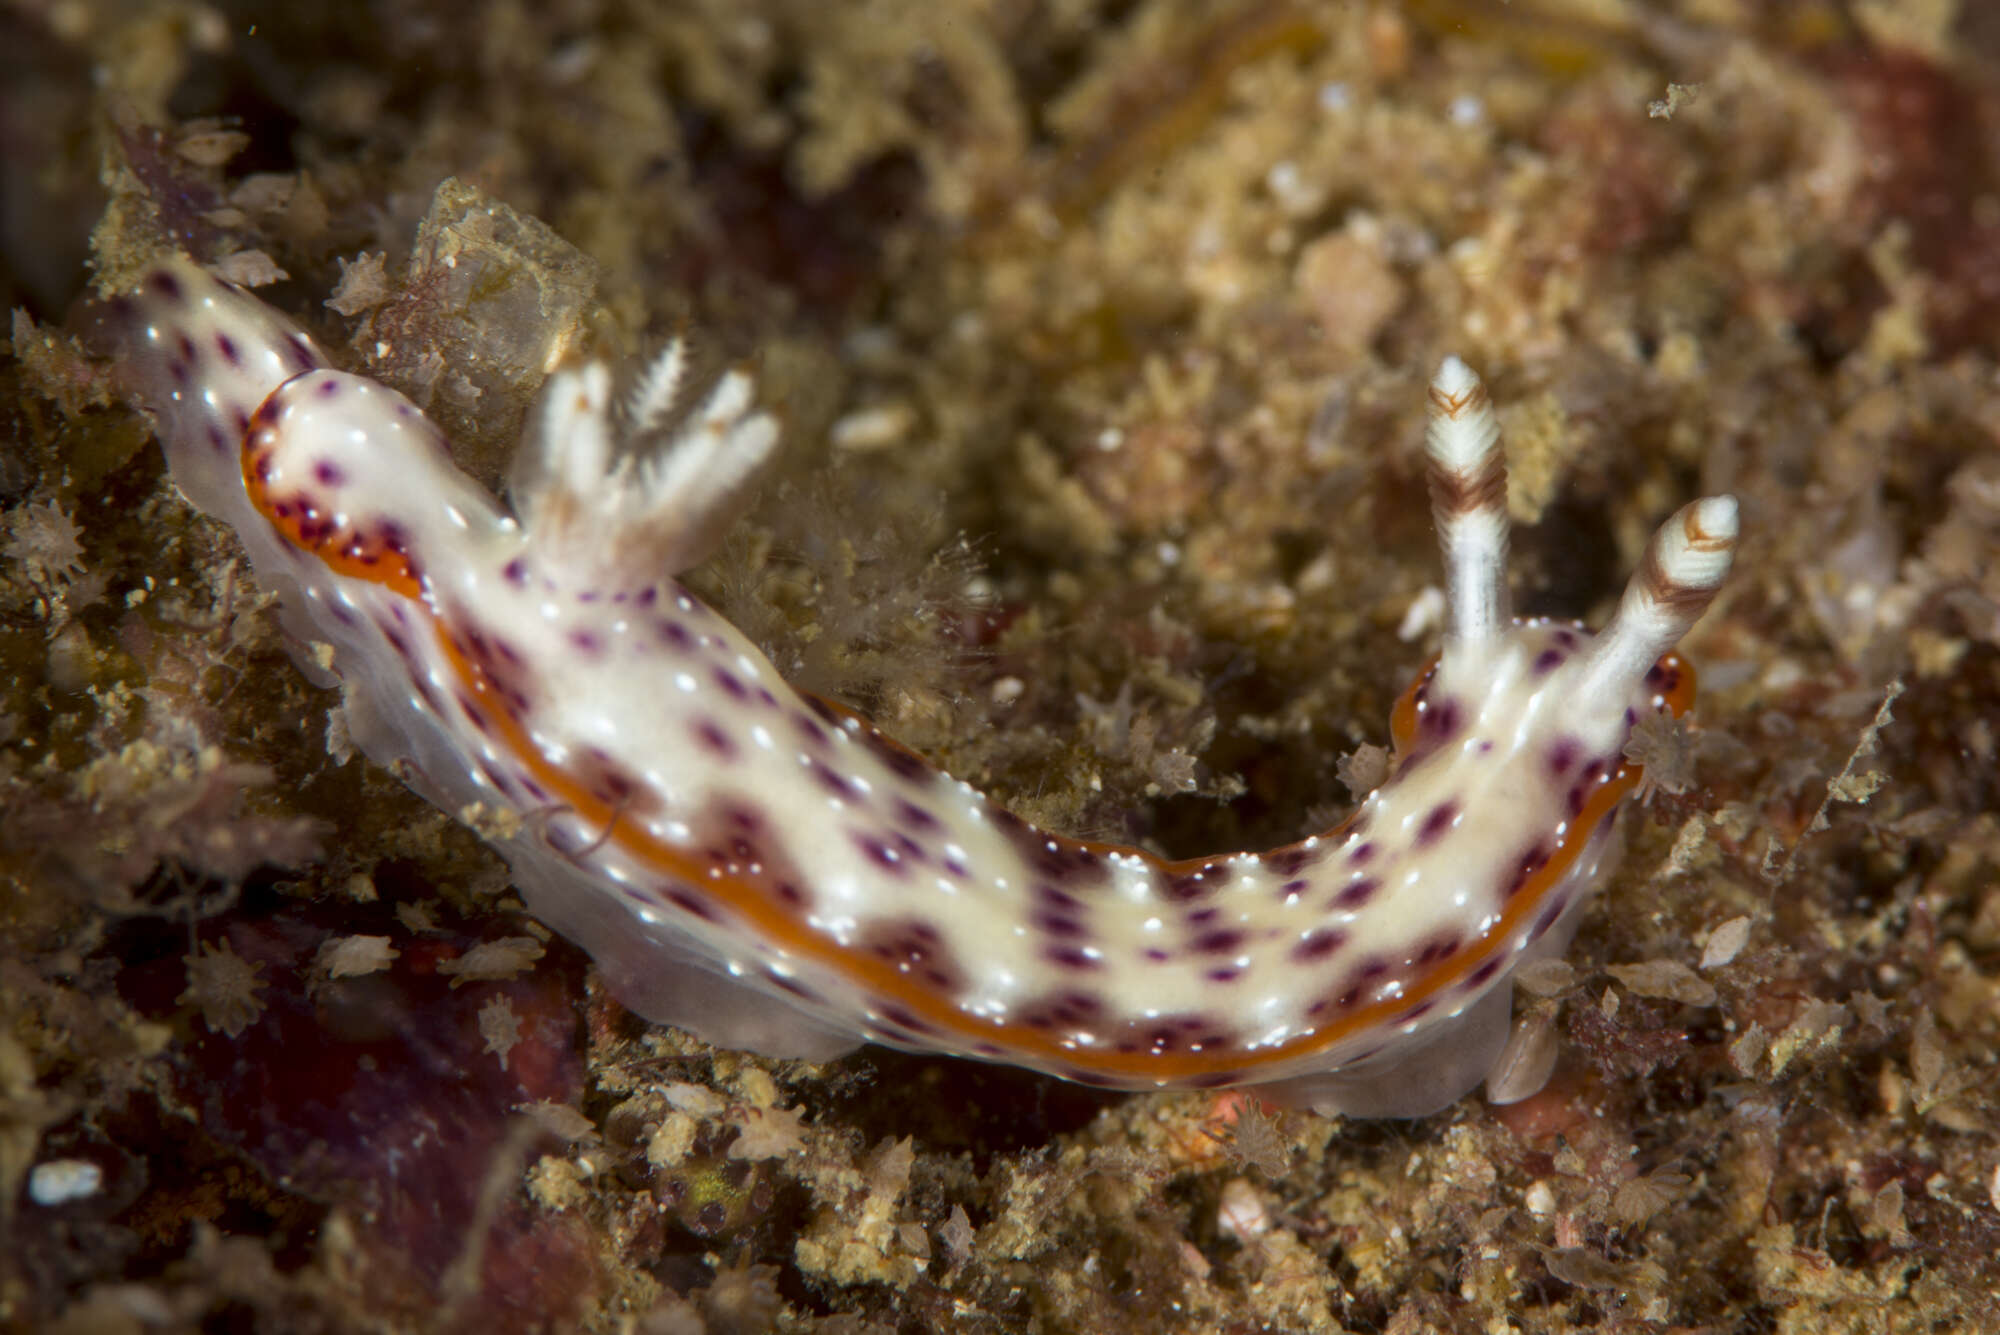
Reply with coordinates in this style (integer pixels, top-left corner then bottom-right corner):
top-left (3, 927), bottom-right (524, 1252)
top-left (118, 258), bottom-right (1736, 1116)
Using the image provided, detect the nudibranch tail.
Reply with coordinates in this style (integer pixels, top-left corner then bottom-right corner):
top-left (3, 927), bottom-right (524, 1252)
top-left (119, 255), bottom-right (1737, 1121)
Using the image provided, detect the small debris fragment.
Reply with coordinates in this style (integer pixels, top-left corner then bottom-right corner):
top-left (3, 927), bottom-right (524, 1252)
top-left (1607, 960), bottom-right (1717, 1007)
top-left (479, 994), bottom-right (522, 1068)
top-left (317, 934), bottom-right (399, 979)
top-left (1647, 83), bottom-right (1701, 119)
top-left (1699, 917), bottom-right (1751, 970)
top-left (179, 939), bottom-right (267, 1037)
top-left (437, 936), bottom-right (544, 986)
top-left (29, 1158), bottom-right (103, 1206)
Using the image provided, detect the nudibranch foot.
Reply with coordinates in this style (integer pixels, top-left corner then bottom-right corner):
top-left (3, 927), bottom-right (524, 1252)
top-left (120, 256), bottom-right (1738, 1118)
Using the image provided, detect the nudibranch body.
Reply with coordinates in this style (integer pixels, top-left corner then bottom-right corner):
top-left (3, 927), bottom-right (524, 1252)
top-left (119, 258), bottom-right (1736, 1117)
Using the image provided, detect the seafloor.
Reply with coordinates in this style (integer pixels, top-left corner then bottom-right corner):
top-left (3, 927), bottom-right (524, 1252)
top-left (4, 1), bottom-right (1998, 1331)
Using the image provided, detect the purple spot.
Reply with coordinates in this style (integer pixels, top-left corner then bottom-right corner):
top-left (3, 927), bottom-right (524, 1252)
top-left (146, 270), bottom-right (183, 301)
top-left (1292, 929), bottom-right (1347, 962)
top-left (1413, 932), bottom-right (1463, 966)
top-left (1532, 647), bottom-right (1565, 675)
top-left (1143, 947), bottom-right (1171, 963)
top-left (658, 620), bottom-right (695, 651)
top-left (215, 333), bottom-right (241, 365)
top-left (693, 719), bottom-right (736, 759)
top-left (1264, 844), bottom-right (1319, 877)
top-left (870, 741), bottom-right (931, 782)
top-left (503, 558), bottom-right (528, 586)
top-left (895, 799), bottom-right (938, 830)
top-left (1164, 867), bottom-right (1217, 902)
top-left (1417, 801), bottom-right (1458, 847)
top-left (859, 918), bottom-right (960, 989)
top-left (1333, 957), bottom-right (1392, 1009)
top-left (1205, 967), bottom-right (1242, 984)
top-left (568, 629), bottom-right (602, 655)
top-left (770, 974), bottom-right (821, 1003)
top-left (1531, 897), bottom-right (1567, 939)
top-left (1045, 945), bottom-right (1101, 971)
top-left (1277, 878), bottom-right (1309, 899)
top-left (1420, 698), bottom-right (1463, 740)
top-left (314, 460), bottom-right (345, 487)
top-left (1507, 844), bottom-right (1553, 899)
top-left (794, 712), bottom-right (830, 748)
top-left (1465, 956), bottom-right (1505, 989)
top-left (853, 832), bottom-right (907, 873)
top-left (1349, 841), bottom-right (1376, 865)
top-left (665, 888), bottom-right (720, 923)
top-left (807, 757), bottom-right (857, 800)
top-left (1333, 876), bottom-right (1380, 909)
top-left (1038, 884), bottom-right (1083, 912)
top-left (1034, 911), bottom-right (1086, 939)
top-left (876, 1003), bottom-right (936, 1037)
top-left (1191, 929), bottom-right (1245, 955)
top-left (316, 378), bottom-right (340, 398)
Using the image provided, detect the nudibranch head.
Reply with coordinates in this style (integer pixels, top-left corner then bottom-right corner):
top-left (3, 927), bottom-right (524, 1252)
top-left (118, 257), bottom-right (1737, 1119)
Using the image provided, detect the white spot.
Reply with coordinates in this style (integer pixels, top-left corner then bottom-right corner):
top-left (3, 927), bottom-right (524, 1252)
top-left (675, 672), bottom-right (698, 692)
top-left (28, 1159), bottom-right (102, 1206)
top-left (1399, 585), bottom-right (1446, 641)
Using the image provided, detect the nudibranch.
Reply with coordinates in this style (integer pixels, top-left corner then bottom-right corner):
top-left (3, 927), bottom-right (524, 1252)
top-left (118, 257), bottom-right (1736, 1117)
